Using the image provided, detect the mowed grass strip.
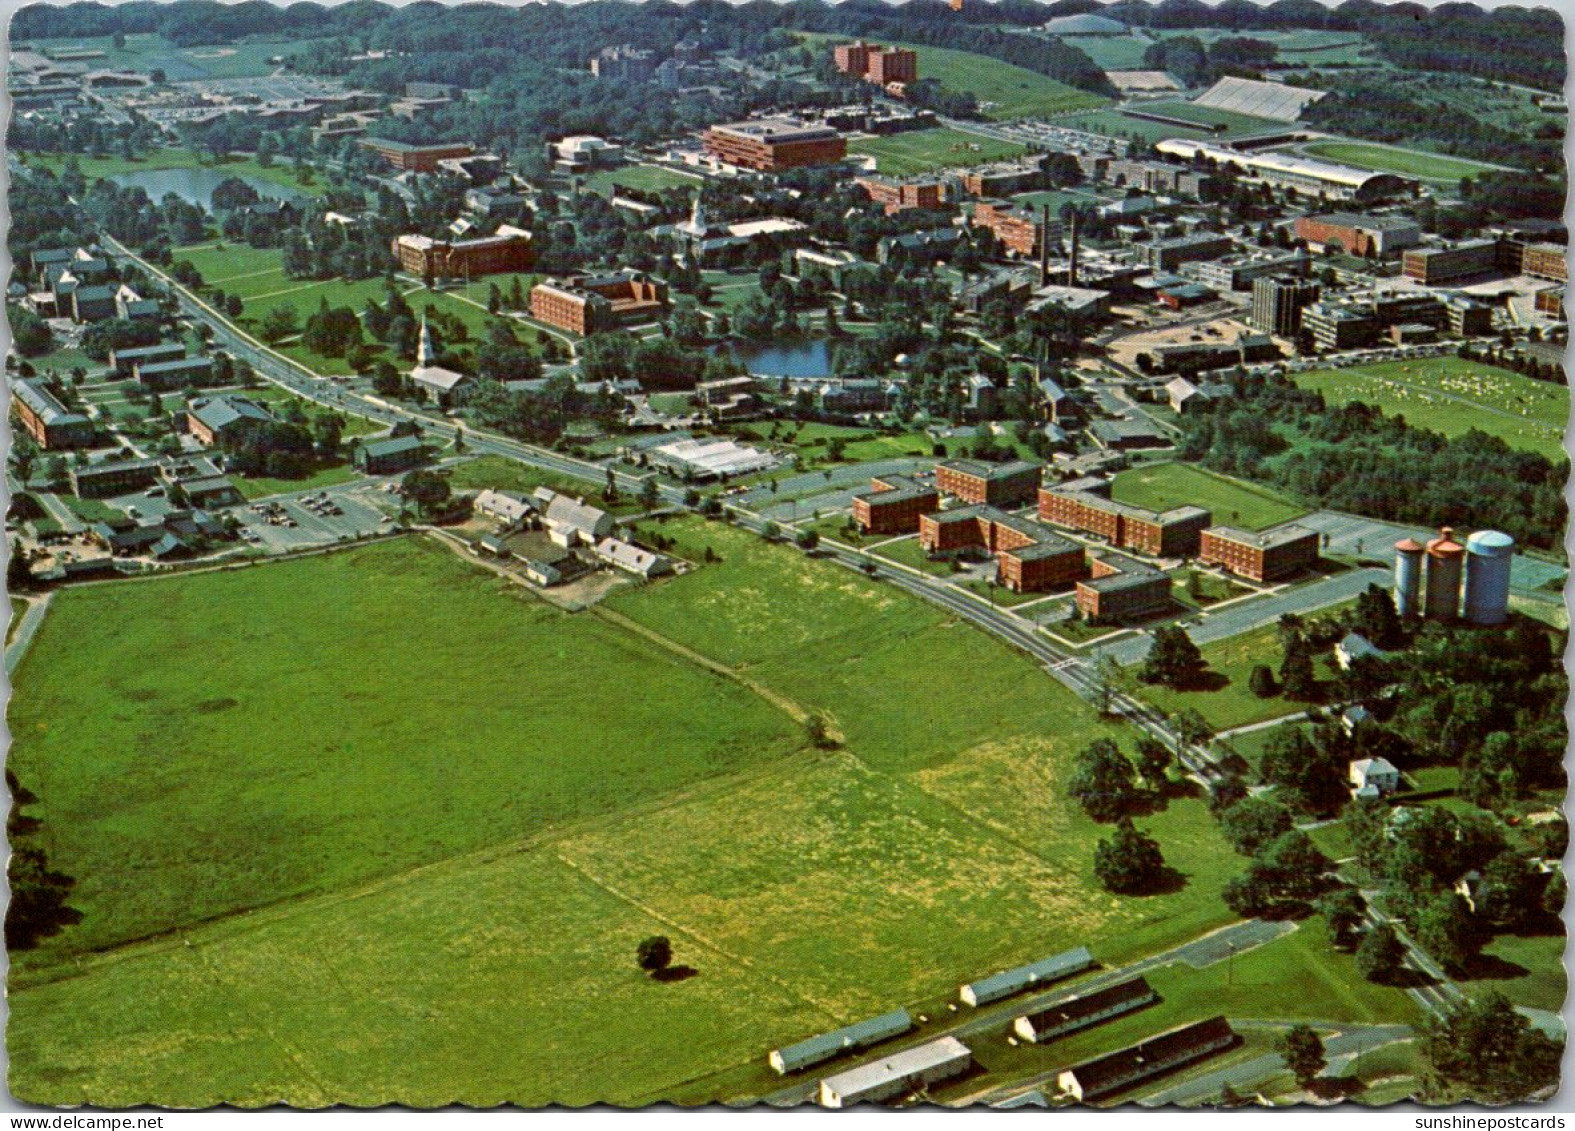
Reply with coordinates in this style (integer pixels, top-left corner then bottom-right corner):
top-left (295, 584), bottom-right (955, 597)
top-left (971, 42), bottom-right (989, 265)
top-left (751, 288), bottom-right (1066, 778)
top-left (1294, 357), bottom-right (1568, 462)
top-left (8, 537), bottom-right (802, 959)
top-left (848, 127), bottom-right (1029, 177)
top-left (1111, 462), bottom-right (1306, 530)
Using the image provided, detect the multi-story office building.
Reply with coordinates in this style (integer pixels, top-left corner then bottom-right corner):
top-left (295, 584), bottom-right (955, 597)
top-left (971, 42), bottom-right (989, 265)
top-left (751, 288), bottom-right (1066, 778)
top-left (1251, 275), bottom-right (1321, 336)
top-left (701, 118), bottom-right (847, 172)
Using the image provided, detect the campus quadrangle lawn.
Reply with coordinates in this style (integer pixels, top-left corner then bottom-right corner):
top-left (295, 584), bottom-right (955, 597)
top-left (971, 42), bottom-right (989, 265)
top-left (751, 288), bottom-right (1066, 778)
top-left (1111, 462), bottom-right (1306, 530)
top-left (1294, 358), bottom-right (1569, 463)
top-left (848, 128), bottom-right (1029, 178)
top-left (9, 521), bottom-right (1287, 1106)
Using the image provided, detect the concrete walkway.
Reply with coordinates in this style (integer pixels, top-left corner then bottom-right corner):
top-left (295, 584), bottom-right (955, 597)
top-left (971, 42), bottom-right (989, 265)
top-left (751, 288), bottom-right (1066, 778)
top-left (6, 593), bottom-right (52, 675)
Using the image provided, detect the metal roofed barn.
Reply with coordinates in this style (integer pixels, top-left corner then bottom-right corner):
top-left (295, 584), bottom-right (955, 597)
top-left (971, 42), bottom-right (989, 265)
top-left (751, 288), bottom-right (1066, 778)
top-left (768, 1008), bottom-right (913, 1075)
top-left (816, 1036), bottom-right (972, 1108)
top-left (959, 945), bottom-right (1094, 1006)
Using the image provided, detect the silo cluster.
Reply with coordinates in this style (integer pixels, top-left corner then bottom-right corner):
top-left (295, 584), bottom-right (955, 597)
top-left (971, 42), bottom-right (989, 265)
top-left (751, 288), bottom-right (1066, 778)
top-left (1393, 527), bottom-right (1514, 625)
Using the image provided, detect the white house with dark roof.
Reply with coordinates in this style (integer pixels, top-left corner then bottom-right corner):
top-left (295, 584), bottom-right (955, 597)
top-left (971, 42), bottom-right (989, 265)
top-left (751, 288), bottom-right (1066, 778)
top-left (1350, 756), bottom-right (1401, 797)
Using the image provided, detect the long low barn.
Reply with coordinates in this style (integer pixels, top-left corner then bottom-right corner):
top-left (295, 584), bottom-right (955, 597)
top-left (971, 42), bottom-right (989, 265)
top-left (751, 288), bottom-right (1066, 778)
top-left (817, 1036), bottom-right (972, 1108)
top-left (1011, 977), bottom-right (1157, 1044)
top-left (769, 1008), bottom-right (913, 1075)
top-left (1056, 1016), bottom-right (1238, 1102)
top-left (959, 945), bottom-right (1094, 1007)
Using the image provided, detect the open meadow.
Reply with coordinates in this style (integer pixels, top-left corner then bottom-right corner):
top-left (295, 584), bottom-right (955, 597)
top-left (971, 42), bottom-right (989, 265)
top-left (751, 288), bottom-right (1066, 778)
top-left (1294, 358), bottom-right (1568, 462)
top-left (9, 521), bottom-right (1281, 1105)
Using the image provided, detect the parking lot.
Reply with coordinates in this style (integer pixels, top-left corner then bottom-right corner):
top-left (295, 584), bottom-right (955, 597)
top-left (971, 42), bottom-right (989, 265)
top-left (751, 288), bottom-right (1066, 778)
top-left (232, 483), bottom-right (397, 553)
top-left (1293, 509), bottom-right (1566, 592)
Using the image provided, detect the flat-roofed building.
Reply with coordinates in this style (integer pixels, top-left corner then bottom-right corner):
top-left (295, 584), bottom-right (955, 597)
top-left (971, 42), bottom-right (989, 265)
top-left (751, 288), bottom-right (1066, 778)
top-left (135, 355), bottom-right (214, 391)
top-left (936, 458), bottom-right (1042, 507)
top-left (393, 226), bottom-right (534, 278)
top-left (852, 474), bottom-right (939, 535)
top-left (1523, 242), bottom-right (1567, 283)
top-left (530, 272), bottom-right (669, 335)
top-left (918, 505), bottom-right (1086, 592)
top-left (71, 456), bottom-right (161, 498)
top-left (973, 200), bottom-right (1058, 259)
top-left (358, 137), bottom-right (474, 172)
top-left (1013, 977), bottom-right (1158, 1045)
top-left (856, 176), bottom-right (947, 215)
top-left (1039, 487), bottom-right (1211, 557)
top-left (109, 341), bottom-right (186, 376)
top-left (960, 156), bottom-right (1048, 198)
top-left (12, 378), bottom-right (93, 449)
top-left (1294, 212), bottom-right (1421, 257)
top-left (818, 1037), bottom-right (971, 1108)
top-left (1144, 232), bottom-right (1233, 272)
top-left (1251, 275), bottom-right (1321, 336)
top-left (1057, 1017), bottom-right (1237, 1102)
top-left (1075, 549), bottom-right (1172, 621)
top-left (1402, 238), bottom-right (1515, 285)
top-left (1199, 522), bottom-right (1319, 582)
top-left (701, 118), bottom-right (846, 172)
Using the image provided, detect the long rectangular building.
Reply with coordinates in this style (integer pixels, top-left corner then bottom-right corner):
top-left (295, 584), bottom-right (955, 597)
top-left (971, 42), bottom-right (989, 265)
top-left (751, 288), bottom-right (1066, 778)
top-left (1012, 977), bottom-right (1157, 1044)
top-left (1039, 487), bottom-right (1210, 558)
top-left (919, 505), bottom-right (1086, 593)
top-left (1198, 523), bottom-right (1319, 582)
top-left (530, 272), bottom-right (668, 335)
top-left (851, 474), bottom-right (939, 535)
top-left (936, 458), bottom-right (1042, 507)
top-left (1294, 212), bottom-right (1421, 257)
top-left (12, 378), bottom-right (93, 449)
top-left (770, 1009), bottom-right (913, 1075)
top-left (701, 118), bottom-right (846, 172)
top-left (393, 227), bottom-right (534, 278)
top-left (1057, 1017), bottom-right (1238, 1102)
top-left (358, 138), bottom-right (475, 172)
top-left (959, 946), bottom-right (1095, 1007)
top-left (818, 1036), bottom-right (971, 1108)
top-left (1075, 549), bottom-right (1172, 622)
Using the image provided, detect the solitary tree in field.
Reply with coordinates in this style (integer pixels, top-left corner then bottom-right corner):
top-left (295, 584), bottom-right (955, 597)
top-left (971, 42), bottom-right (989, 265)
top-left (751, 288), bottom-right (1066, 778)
top-left (637, 936), bottom-right (673, 977)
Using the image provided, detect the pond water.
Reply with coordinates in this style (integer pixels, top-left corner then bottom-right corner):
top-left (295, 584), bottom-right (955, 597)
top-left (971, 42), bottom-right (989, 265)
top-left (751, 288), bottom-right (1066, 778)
top-left (107, 166), bottom-right (306, 210)
top-left (723, 337), bottom-right (834, 378)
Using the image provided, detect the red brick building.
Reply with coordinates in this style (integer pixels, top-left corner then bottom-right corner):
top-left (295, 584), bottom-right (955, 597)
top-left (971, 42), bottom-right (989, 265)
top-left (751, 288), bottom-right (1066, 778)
top-left (832, 41), bottom-right (917, 86)
top-left (1039, 487), bottom-right (1211, 557)
top-left (972, 200), bottom-right (1055, 259)
top-left (935, 458), bottom-right (1042, 507)
top-left (1523, 242), bottom-right (1568, 282)
top-left (1292, 212), bottom-right (1421, 258)
top-left (918, 505), bottom-right (1084, 592)
top-left (12, 378), bottom-right (93, 449)
top-left (1198, 524), bottom-right (1319, 582)
top-left (851, 474), bottom-right (939, 535)
top-left (358, 138), bottom-right (475, 172)
top-left (529, 272), bottom-right (669, 336)
top-left (393, 227), bottom-right (534, 278)
top-left (1075, 550), bottom-right (1173, 622)
top-left (856, 176), bottom-right (947, 215)
top-left (701, 118), bottom-right (846, 172)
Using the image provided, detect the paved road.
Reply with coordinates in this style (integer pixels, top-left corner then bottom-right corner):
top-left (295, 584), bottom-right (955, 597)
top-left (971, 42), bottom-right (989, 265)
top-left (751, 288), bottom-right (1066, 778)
top-left (1293, 510), bottom-right (1566, 593)
top-left (6, 593), bottom-right (52, 674)
top-left (1090, 567), bottom-right (1391, 667)
top-left (736, 458), bottom-right (933, 512)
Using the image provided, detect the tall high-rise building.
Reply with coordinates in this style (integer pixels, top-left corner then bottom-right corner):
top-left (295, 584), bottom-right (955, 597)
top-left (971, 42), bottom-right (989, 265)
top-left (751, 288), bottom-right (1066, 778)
top-left (1250, 275), bottom-right (1321, 336)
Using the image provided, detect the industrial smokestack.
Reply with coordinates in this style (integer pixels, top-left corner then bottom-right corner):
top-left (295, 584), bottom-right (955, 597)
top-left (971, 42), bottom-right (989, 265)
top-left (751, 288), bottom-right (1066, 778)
top-left (1069, 208), bottom-right (1081, 288)
top-left (1039, 203), bottom-right (1051, 287)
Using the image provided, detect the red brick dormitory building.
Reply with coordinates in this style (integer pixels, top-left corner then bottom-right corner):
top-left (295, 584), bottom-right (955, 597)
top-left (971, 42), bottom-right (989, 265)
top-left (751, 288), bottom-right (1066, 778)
top-left (1198, 523), bottom-right (1320, 582)
top-left (529, 272), bottom-right (669, 336)
top-left (919, 506), bottom-right (1084, 593)
top-left (852, 474), bottom-right (939, 535)
top-left (393, 227), bottom-right (534, 279)
top-left (936, 458), bottom-right (1043, 508)
top-left (1075, 549), bottom-right (1172, 622)
top-left (1038, 485), bottom-right (1211, 558)
top-left (832, 41), bottom-right (918, 87)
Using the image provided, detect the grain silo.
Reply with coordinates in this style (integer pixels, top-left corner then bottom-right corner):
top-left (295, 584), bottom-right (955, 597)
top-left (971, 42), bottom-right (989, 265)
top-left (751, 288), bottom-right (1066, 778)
top-left (1423, 527), bottom-right (1465, 621)
top-left (1463, 530), bottom-right (1515, 626)
top-left (1393, 537), bottom-right (1424, 618)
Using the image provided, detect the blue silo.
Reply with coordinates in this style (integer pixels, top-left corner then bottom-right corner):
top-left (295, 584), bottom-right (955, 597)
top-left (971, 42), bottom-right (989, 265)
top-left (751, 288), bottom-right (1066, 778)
top-left (1463, 530), bottom-right (1515, 626)
top-left (1393, 537), bottom-right (1424, 618)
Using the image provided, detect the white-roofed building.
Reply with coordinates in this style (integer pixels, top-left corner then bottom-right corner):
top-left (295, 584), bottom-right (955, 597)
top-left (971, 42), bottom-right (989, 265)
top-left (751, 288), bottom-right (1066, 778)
top-left (595, 537), bottom-right (673, 579)
top-left (473, 489), bottom-right (536, 526)
top-left (648, 437), bottom-right (779, 481)
top-left (534, 489), bottom-right (614, 543)
top-left (817, 1037), bottom-right (972, 1108)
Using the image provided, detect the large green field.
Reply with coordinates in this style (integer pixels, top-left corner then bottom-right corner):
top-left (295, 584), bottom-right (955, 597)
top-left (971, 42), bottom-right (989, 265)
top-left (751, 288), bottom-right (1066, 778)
top-left (1111, 462), bottom-right (1306, 530)
top-left (1297, 141), bottom-right (1506, 183)
top-left (18, 147), bottom-right (326, 198)
top-left (9, 519), bottom-right (1280, 1105)
top-left (1124, 99), bottom-right (1285, 136)
top-left (21, 33), bottom-right (335, 81)
top-left (800, 33), bottom-right (1108, 120)
top-left (1294, 358), bottom-right (1569, 462)
top-left (848, 127), bottom-right (1029, 177)
top-left (583, 163), bottom-right (701, 197)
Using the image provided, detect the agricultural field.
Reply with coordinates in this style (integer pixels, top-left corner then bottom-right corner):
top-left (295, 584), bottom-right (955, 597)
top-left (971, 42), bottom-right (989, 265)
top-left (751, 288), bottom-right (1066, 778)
top-left (11, 519), bottom-right (1266, 1105)
top-left (583, 163), bottom-right (701, 197)
top-left (1296, 141), bottom-right (1507, 183)
top-left (1293, 358), bottom-right (1568, 462)
top-left (1111, 462), bottom-right (1306, 530)
top-left (848, 127), bottom-right (1029, 178)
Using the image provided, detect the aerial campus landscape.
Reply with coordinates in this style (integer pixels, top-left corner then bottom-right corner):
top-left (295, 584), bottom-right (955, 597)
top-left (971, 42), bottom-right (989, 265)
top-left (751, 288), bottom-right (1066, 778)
top-left (1, 0), bottom-right (1569, 1111)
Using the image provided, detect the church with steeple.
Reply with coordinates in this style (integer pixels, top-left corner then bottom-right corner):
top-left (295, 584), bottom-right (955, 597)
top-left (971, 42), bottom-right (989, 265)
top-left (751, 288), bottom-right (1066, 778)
top-left (408, 314), bottom-right (471, 408)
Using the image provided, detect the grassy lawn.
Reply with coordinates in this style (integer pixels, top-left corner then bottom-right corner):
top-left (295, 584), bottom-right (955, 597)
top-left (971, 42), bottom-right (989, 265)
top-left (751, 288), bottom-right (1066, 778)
top-left (7, 537), bottom-right (803, 966)
top-left (957, 577), bottom-right (1055, 608)
top-left (1294, 358), bottom-right (1567, 462)
top-left (848, 127), bottom-right (1030, 177)
top-left (9, 597), bottom-right (29, 646)
top-left (232, 458), bottom-right (361, 501)
top-left (1466, 932), bottom-right (1567, 1013)
top-left (1112, 463), bottom-right (1305, 531)
top-left (442, 454), bottom-right (643, 517)
top-left (234, 384), bottom-right (384, 438)
top-left (583, 164), bottom-right (701, 196)
top-left (870, 533), bottom-right (951, 576)
top-left (1056, 108), bottom-right (1221, 145)
top-left (753, 422), bottom-right (934, 466)
top-left (20, 33), bottom-right (334, 80)
top-left (20, 148), bottom-right (326, 197)
top-left (1009, 188), bottom-right (1106, 214)
top-left (1137, 620), bottom-right (1342, 732)
top-left (1298, 141), bottom-right (1506, 183)
top-left (1125, 100), bottom-right (1285, 136)
top-left (60, 496), bottom-right (126, 523)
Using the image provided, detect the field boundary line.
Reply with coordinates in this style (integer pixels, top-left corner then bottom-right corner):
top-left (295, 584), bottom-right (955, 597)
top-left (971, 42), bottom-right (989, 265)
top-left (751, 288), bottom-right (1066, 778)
top-left (552, 851), bottom-right (847, 1025)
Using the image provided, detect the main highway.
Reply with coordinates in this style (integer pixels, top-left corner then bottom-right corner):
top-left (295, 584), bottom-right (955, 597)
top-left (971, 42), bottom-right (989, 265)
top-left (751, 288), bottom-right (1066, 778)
top-left (104, 232), bottom-right (1222, 779)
